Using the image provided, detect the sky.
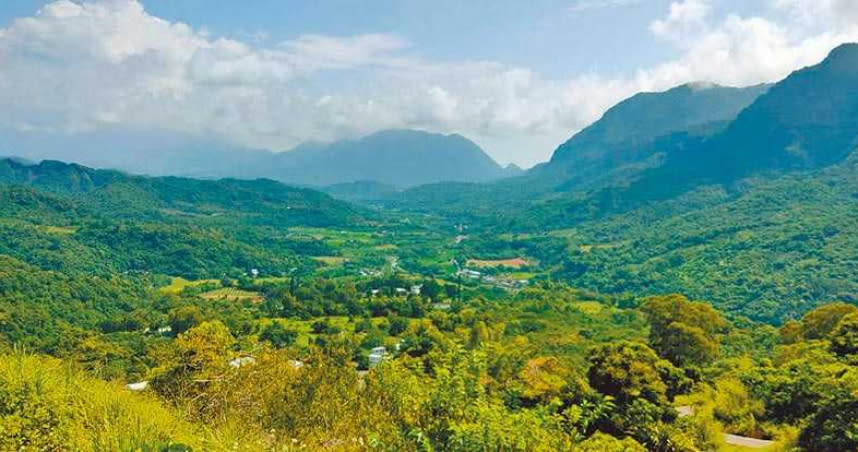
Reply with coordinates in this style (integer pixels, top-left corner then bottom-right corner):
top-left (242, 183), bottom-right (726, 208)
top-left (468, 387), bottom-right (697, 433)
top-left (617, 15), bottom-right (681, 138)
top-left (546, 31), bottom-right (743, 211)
top-left (1, 0), bottom-right (857, 167)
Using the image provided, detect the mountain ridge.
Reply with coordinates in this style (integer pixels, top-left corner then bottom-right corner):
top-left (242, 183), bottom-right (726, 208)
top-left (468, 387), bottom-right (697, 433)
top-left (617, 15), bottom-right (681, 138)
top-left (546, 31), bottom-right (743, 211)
top-left (1, 128), bottom-right (511, 189)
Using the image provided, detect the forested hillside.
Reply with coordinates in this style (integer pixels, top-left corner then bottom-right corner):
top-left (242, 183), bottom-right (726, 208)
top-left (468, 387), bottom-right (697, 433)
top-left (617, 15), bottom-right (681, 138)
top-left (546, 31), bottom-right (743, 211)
top-left (2, 31), bottom-right (858, 452)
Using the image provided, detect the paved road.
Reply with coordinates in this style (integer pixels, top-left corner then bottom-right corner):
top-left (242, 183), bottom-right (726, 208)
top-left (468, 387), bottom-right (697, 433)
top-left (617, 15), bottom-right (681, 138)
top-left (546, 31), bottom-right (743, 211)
top-left (677, 406), bottom-right (775, 449)
top-left (724, 433), bottom-right (774, 449)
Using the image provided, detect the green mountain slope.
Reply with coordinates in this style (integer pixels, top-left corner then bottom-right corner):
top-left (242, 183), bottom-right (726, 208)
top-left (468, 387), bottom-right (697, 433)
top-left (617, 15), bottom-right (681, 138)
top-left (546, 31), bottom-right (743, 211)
top-left (548, 82), bottom-right (769, 171)
top-left (0, 158), bottom-right (360, 227)
top-left (0, 159), bottom-right (362, 278)
top-left (625, 43), bottom-right (858, 201)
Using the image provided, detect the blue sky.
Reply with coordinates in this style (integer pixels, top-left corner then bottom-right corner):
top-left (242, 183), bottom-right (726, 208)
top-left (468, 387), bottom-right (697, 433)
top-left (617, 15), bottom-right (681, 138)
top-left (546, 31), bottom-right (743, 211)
top-left (0, 0), bottom-right (856, 166)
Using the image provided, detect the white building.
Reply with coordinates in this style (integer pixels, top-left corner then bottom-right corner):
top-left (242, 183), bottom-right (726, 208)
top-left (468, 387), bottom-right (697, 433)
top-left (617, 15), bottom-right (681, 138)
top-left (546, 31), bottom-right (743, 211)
top-left (229, 356), bottom-right (256, 368)
top-left (126, 381), bottom-right (149, 391)
top-left (461, 269), bottom-right (481, 279)
top-left (369, 346), bottom-right (387, 367)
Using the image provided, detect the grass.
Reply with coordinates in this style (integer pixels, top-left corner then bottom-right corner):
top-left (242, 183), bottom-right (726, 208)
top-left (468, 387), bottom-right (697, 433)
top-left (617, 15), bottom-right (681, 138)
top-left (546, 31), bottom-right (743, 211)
top-left (35, 225), bottom-right (77, 235)
top-left (262, 317), bottom-right (407, 347)
top-left (0, 351), bottom-right (204, 451)
top-left (466, 258), bottom-right (530, 269)
top-left (200, 288), bottom-right (263, 303)
top-left (158, 277), bottom-right (219, 295)
top-left (312, 256), bottom-right (349, 266)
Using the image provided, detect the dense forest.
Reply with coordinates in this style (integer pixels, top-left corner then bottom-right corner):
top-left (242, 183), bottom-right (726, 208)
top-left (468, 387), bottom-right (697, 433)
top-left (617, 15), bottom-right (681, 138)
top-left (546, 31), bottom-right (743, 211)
top-left (3, 44), bottom-right (858, 452)
top-left (1, 157), bottom-right (857, 451)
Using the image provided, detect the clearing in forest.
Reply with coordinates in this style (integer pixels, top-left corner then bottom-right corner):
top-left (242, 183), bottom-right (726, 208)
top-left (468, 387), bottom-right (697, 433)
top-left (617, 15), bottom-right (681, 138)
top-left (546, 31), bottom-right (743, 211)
top-left (466, 258), bottom-right (530, 268)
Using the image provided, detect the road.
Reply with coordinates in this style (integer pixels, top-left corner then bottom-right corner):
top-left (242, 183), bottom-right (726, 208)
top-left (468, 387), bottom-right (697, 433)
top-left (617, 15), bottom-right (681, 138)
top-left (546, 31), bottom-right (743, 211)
top-left (677, 406), bottom-right (775, 449)
top-left (724, 434), bottom-right (774, 449)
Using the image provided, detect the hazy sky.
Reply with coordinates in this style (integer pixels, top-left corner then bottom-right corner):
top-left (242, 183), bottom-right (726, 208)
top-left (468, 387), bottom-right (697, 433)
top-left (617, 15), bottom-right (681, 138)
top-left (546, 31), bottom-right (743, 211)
top-left (1, 0), bottom-right (857, 167)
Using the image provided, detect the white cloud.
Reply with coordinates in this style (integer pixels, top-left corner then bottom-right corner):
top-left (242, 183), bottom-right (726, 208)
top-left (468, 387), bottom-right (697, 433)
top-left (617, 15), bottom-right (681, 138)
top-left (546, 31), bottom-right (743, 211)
top-left (650, 0), bottom-right (711, 43)
top-left (1, 0), bottom-right (857, 167)
top-left (640, 0), bottom-right (858, 88)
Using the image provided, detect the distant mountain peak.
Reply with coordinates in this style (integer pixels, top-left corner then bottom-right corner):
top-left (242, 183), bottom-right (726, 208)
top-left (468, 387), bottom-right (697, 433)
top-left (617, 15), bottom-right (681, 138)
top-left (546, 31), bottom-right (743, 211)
top-left (269, 128), bottom-right (509, 188)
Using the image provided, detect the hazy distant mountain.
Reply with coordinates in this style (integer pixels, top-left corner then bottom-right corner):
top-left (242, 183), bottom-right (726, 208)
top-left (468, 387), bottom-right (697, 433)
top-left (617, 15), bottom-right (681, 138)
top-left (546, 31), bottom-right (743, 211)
top-left (1, 128), bottom-right (510, 188)
top-left (268, 129), bottom-right (510, 187)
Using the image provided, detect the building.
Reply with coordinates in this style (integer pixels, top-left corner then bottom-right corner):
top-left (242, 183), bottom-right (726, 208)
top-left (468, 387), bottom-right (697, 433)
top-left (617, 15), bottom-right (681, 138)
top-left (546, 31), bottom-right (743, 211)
top-left (460, 269), bottom-right (482, 279)
top-left (369, 346), bottom-right (387, 367)
top-left (229, 356), bottom-right (256, 368)
top-left (410, 284), bottom-right (422, 295)
top-left (125, 381), bottom-right (149, 391)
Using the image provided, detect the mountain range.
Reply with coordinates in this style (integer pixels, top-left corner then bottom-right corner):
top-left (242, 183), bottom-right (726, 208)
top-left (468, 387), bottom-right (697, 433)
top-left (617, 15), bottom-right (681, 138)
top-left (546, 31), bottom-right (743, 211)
top-left (1, 129), bottom-right (518, 189)
top-left (2, 44), bottom-right (858, 318)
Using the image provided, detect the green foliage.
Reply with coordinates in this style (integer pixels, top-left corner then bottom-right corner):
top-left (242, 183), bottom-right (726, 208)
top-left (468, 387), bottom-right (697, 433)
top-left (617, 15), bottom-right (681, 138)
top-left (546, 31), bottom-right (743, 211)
top-left (796, 302), bottom-right (858, 340)
top-left (830, 312), bottom-right (858, 358)
top-left (258, 322), bottom-right (298, 348)
top-left (587, 341), bottom-right (674, 406)
top-left (641, 294), bottom-right (727, 366)
top-left (573, 431), bottom-right (647, 451)
top-left (797, 370), bottom-right (858, 452)
top-left (0, 351), bottom-right (203, 451)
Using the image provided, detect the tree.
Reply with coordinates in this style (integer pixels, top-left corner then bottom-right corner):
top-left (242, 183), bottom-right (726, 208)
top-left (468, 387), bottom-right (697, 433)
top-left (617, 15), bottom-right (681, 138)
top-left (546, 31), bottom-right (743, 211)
top-left (587, 341), bottom-right (672, 406)
top-left (176, 320), bottom-right (235, 374)
top-left (259, 322), bottom-right (298, 349)
top-left (712, 377), bottom-right (764, 436)
top-left (641, 294), bottom-right (727, 366)
top-left (798, 302), bottom-right (858, 340)
top-left (574, 432), bottom-right (646, 452)
top-left (829, 312), bottom-right (858, 358)
top-left (168, 305), bottom-right (203, 335)
top-left (798, 371), bottom-right (858, 452)
top-left (657, 321), bottom-right (718, 367)
top-left (515, 356), bottom-right (570, 405)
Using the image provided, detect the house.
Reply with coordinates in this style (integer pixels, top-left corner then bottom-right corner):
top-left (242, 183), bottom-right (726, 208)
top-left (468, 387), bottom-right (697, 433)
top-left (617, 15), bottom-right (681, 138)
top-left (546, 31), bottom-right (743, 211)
top-left (250, 268), bottom-right (259, 278)
top-left (289, 359), bottom-right (304, 369)
top-left (369, 346), bottom-right (387, 367)
top-left (394, 287), bottom-right (408, 296)
top-left (461, 269), bottom-right (481, 279)
top-left (229, 356), bottom-right (256, 368)
top-left (410, 285), bottom-right (422, 295)
top-left (370, 289), bottom-right (381, 296)
top-left (126, 381), bottom-right (149, 391)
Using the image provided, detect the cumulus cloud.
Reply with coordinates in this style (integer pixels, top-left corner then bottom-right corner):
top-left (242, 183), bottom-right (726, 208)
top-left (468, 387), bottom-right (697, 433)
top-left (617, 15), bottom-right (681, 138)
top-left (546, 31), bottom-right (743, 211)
top-left (1, 0), bottom-right (857, 166)
top-left (650, 0), bottom-right (711, 43)
top-left (640, 0), bottom-right (858, 88)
